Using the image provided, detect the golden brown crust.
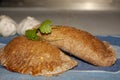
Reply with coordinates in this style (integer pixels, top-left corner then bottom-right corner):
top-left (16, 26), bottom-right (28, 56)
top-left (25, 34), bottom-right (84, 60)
top-left (41, 26), bottom-right (116, 66)
top-left (0, 36), bottom-right (77, 76)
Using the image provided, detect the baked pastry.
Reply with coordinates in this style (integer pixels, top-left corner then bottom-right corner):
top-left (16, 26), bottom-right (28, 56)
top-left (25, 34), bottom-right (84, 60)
top-left (0, 36), bottom-right (77, 76)
top-left (39, 26), bottom-right (116, 66)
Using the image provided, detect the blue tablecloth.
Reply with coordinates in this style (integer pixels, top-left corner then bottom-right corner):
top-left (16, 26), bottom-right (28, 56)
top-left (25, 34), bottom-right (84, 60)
top-left (0, 35), bottom-right (120, 80)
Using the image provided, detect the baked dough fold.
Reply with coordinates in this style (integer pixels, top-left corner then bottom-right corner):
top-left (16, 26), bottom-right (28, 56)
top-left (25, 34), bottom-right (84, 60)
top-left (40, 26), bottom-right (116, 66)
top-left (0, 36), bottom-right (77, 76)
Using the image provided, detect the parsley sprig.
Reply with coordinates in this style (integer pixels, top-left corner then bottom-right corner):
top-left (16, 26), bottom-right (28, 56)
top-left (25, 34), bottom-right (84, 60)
top-left (25, 20), bottom-right (52, 40)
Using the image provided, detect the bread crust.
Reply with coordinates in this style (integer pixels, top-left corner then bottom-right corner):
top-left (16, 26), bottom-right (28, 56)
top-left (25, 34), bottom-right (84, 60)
top-left (0, 36), bottom-right (77, 76)
top-left (41, 26), bottom-right (116, 66)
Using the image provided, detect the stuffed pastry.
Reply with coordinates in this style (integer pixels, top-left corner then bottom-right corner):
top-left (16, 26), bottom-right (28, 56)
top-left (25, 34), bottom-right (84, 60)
top-left (39, 26), bottom-right (116, 66)
top-left (0, 36), bottom-right (77, 76)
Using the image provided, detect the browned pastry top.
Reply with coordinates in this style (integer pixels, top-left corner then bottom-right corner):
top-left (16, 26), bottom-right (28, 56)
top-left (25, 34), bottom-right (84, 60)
top-left (41, 26), bottom-right (116, 66)
top-left (0, 36), bottom-right (77, 76)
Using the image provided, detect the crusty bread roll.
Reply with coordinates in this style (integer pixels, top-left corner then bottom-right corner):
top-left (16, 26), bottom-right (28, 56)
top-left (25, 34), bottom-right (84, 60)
top-left (0, 36), bottom-right (77, 76)
top-left (39, 26), bottom-right (116, 66)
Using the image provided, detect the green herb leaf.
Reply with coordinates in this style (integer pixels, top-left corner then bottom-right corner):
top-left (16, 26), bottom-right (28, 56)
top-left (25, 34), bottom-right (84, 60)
top-left (25, 29), bottom-right (39, 40)
top-left (25, 19), bottom-right (52, 40)
top-left (39, 20), bottom-right (52, 34)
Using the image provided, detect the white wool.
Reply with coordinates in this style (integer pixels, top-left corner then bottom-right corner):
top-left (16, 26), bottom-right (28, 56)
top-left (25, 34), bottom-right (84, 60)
top-left (0, 15), bottom-right (17, 37)
top-left (17, 16), bottom-right (40, 35)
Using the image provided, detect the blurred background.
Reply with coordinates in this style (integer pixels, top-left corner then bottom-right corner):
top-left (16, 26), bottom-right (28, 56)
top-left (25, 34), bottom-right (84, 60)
top-left (0, 0), bottom-right (120, 35)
